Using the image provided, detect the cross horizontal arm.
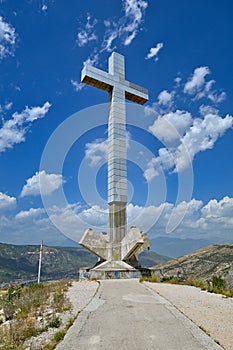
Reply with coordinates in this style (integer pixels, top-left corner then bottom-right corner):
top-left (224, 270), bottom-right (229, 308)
top-left (27, 251), bottom-right (54, 254)
top-left (124, 80), bottom-right (148, 105)
top-left (81, 65), bottom-right (113, 92)
top-left (81, 65), bottom-right (148, 105)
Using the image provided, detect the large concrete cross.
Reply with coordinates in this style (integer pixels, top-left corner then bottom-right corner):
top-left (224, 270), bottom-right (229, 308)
top-left (79, 52), bottom-right (150, 269)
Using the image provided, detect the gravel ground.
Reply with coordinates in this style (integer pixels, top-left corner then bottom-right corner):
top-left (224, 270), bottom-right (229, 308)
top-left (66, 280), bottom-right (99, 315)
top-left (144, 282), bottom-right (233, 350)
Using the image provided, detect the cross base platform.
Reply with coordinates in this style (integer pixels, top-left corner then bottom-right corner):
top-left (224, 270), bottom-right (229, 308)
top-left (79, 260), bottom-right (152, 280)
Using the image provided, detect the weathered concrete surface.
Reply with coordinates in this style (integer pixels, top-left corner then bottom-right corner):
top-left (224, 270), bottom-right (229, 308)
top-left (121, 227), bottom-right (150, 260)
top-left (79, 52), bottom-right (150, 268)
top-left (79, 228), bottom-right (110, 261)
top-left (55, 280), bottom-right (223, 350)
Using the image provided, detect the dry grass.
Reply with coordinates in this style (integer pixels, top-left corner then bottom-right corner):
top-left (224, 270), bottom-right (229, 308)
top-left (0, 279), bottom-right (72, 350)
top-left (140, 274), bottom-right (233, 298)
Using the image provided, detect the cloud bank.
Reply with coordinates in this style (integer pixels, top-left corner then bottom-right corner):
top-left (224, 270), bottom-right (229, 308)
top-left (1, 196), bottom-right (233, 245)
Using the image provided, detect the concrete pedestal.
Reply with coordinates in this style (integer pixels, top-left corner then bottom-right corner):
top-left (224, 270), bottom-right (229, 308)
top-left (79, 227), bottom-right (151, 280)
top-left (79, 260), bottom-right (141, 280)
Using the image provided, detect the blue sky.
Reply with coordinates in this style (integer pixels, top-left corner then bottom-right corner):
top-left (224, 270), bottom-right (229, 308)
top-left (0, 0), bottom-right (233, 247)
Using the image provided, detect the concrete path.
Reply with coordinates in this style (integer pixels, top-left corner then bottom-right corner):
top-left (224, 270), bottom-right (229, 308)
top-left (56, 279), bottom-right (223, 350)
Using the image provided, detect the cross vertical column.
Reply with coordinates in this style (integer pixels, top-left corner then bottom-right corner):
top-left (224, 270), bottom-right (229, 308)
top-left (108, 53), bottom-right (127, 243)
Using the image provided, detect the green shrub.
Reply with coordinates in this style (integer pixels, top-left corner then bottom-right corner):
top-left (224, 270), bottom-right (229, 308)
top-left (48, 316), bottom-right (61, 328)
top-left (139, 276), bottom-right (149, 282)
top-left (211, 275), bottom-right (226, 291)
top-left (186, 277), bottom-right (207, 290)
top-left (195, 279), bottom-right (207, 290)
top-left (222, 290), bottom-right (233, 298)
top-left (3, 300), bottom-right (16, 320)
top-left (150, 275), bottom-right (159, 283)
top-left (54, 330), bottom-right (65, 342)
top-left (20, 320), bottom-right (39, 341)
top-left (161, 276), bottom-right (174, 282)
top-left (66, 317), bottom-right (75, 329)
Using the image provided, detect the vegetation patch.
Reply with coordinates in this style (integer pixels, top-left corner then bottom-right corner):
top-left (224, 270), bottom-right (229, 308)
top-left (0, 279), bottom-right (72, 350)
top-left (141, 274), bottom-right (233, 298)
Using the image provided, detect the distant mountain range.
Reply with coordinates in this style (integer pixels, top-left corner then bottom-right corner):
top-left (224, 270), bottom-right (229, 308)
top-left (150, 236), bottom-right (224, 258)
top-left (1, 242), bottom-right (232, 286)
top-left (151, 244), bottom-right (233, 282)
top-left (0, 242), bottom-right (169, 285)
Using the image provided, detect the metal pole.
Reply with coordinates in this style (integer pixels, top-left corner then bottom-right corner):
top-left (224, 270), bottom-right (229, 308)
top-left (28, 240), bottom-right (54, 284)
top-left (37, 240), bottom-right (43, 284)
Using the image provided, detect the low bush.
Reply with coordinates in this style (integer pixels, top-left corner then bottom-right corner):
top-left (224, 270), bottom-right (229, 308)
top-left (141, 273), bottom-right (233, 298)
top-left (139, 275), bottom-right (160, 283)
top-left (48, 316), bottom-right (61, 328)
top-left (211, 275), bottom-right (226, 292)
top-left (66, 316), bottom-right (75, 329)
top-left (54, 330), bottom-right (65, 342)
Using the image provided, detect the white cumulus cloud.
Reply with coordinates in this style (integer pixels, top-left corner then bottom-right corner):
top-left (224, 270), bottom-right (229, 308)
top-left (143, 158), bottom-right (160, 182)
top-left (201, 196), bottom-right (233, 219)
top-left (1, 196), bottom-right (233, 244)
top-left (143, 64), bottom-right (230, 180)
top-left (16, 208), bottom-right (45, 220)
top-left (157, 90), bottom-right (173, 106)
top-left (146, 42), bottom-right (163, 61)
top-left (85, 139), bottom-right (108, 167)
top-left (20, 170), bottom-right (64, 197)
top-left (0, 102), bottom-right (51, 152)
top-left (184, 66), bottom-right (226, 103)
top-left (0, 16), bottom-right (16, 59)
top-left (79, 205), bottom-right (108, 226)
top-left (12, 102), bottom-right (51, 123)
top-left (195, 79), bottom-right (226, 103)
top-left (0, 192), bottom-right (16, 211)
top-left (176, 113), bottom-right (233, 172)
top-left (145, 111), bottom-right (233, 180)
top-left (85, 132), bottom-right (131, 167)
top-left (199, 105), bottom-right (219, 116)
top-left (149, 110), bottom-right (192, 143)
top-left (184, 66), bottom-right (210, 95)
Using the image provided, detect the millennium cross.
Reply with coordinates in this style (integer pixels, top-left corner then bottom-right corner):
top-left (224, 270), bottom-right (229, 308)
top-left (79, 52), bottom-right (150, 274)
top-left (28, 240), bottom-right (54, 283)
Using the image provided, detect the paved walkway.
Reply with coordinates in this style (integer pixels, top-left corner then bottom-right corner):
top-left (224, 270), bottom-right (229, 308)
top-left (56, 279), bottom-right (223, 350)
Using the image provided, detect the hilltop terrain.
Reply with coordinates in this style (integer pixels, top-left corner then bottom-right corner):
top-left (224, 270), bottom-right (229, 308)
top-left (151, 244), bottom-right (233, 283)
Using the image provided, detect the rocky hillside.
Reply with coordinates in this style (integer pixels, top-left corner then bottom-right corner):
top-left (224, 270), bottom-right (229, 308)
top-left (0, 242), bottom-right (169, 285)
top-left (151, 244), bottom-right (233, 281)
top-left (0, 243), bottom-right (97, 285)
